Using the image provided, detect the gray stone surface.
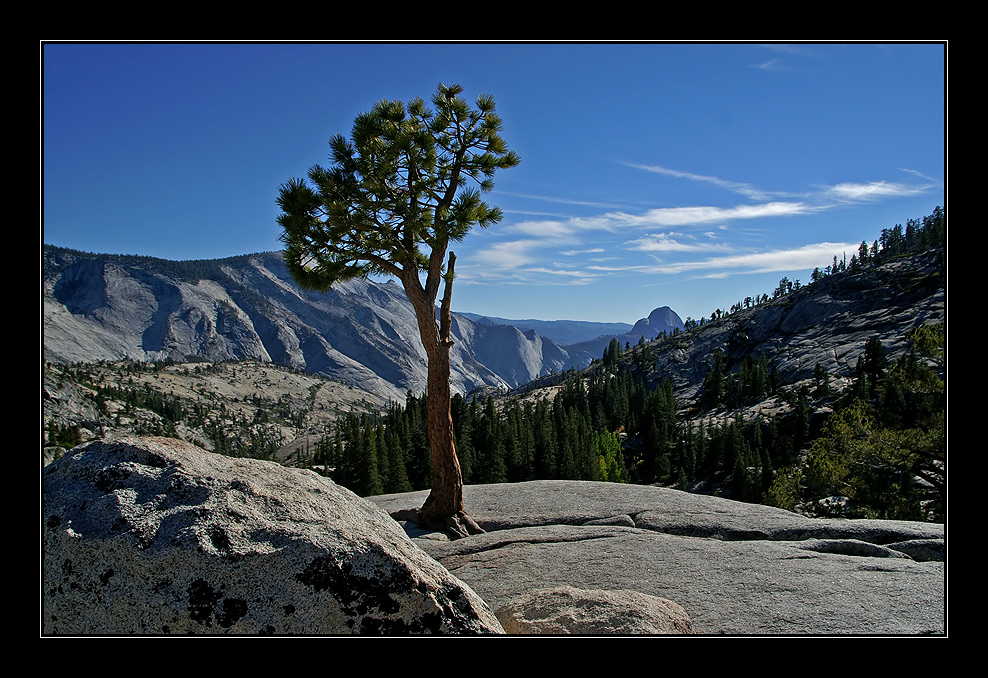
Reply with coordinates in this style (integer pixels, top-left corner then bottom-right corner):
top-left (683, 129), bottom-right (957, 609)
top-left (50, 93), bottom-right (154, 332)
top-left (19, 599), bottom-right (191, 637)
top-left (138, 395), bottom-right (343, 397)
top-left (370, 481), bottom-right (945, 635)
top-left (41, 437), bottom-right (946, 636)
top-left (43, 437), bottom-right (502, 635)
top-left (495, 585), bottom-right (695, 635)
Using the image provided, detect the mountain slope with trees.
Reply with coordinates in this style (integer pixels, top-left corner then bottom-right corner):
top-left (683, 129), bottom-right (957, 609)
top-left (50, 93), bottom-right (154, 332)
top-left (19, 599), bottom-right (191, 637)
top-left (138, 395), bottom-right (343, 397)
top-left (318, 208), bottom-right (945, 522)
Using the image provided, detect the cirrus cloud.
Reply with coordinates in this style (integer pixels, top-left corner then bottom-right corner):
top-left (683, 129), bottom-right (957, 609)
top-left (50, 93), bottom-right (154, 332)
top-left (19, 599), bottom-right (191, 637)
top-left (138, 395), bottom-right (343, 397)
top-left (648, 241), bottom-right (860, 277)
top-left (606, 201), bottom-right (817, 228)
top-left (826, 180), bottom-right (928, 201)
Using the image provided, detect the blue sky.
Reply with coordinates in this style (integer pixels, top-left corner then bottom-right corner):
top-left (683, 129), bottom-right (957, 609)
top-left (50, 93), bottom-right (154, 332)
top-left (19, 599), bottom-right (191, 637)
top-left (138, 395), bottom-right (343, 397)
top-left (43, 42), bottom-right (945, 324)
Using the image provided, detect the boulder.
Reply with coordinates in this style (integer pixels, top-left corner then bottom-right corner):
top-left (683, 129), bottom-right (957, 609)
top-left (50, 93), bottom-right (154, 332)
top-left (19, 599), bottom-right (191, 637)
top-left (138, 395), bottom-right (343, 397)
top-left (42, 437), bottom-right (502, 635)
top-left (495, 585), bottom-right (695, 635)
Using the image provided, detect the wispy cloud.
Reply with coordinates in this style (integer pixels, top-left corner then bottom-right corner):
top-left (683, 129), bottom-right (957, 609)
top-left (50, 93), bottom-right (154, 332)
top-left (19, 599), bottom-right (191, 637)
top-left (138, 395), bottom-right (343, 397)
top-left (625, 232), bottom-right (729, 253)
top-left (899, 168), bottom-right (938, 183)
top-left (561, 247), bottom-right (605, 256)
top-left (621, 162), bottom-right (788, 201)
top-left (469, 197), bottom-right (831, 285)
top-left (527, 267), bottom-right (598, 280)
top-left (825, 180), bottom-right (930, 201)
top-left (468, 160), bottom-right (936, 289)
top-left (500, 191), bottom-right (626, 210)
top-left (750, 44), bottom-right (807, 72)
top-left (507, 220), bottom-right (580, 239)
top-left (624, 162), bottom-right (937, 209)
top-left (608, 201), bottom-right (817, 228)
top-left (471, 240), bottom-right (542, 270)
top-left (647, 241), bottom-right (859, 277)
top-left (586, 264), bottom-right (649, 272)
top-left (753, 57), bottom-right (785, 72)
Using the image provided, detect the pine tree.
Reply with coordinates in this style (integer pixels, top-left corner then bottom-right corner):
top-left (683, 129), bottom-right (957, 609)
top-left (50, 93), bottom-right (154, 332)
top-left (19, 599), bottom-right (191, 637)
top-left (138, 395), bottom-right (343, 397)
top-left (700, 350), bottom-right (726, 411)
top-left (277, 83), bottom-right (518, 535)
top-left (450, 393), bottom-right (476, 483)
top-left (533, 399), bottom-right (557, 479)
top-left (384, 428), bottom-right (412, 494)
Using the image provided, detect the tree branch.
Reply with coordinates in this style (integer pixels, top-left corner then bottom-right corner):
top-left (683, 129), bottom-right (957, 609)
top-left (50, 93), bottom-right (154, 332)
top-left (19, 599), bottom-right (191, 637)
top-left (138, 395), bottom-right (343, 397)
top-left (440, 251), bottom-right (456, 348)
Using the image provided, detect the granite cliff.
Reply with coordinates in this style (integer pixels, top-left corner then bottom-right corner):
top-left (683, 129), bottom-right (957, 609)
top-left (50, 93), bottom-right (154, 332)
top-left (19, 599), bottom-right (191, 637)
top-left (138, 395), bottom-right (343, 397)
top-left (43, 246), bottom-right (677, 402)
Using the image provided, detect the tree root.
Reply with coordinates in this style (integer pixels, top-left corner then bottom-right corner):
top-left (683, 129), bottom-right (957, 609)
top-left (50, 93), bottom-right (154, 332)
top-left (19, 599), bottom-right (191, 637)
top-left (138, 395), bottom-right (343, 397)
top-left (390, 508), bottom-right (486, 540)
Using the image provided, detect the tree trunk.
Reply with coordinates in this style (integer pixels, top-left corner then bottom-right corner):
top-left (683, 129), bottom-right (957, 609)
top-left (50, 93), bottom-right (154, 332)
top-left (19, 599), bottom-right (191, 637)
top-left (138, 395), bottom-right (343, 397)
top-left (397, 253), bottom-right (484, 538)
top-left (417, 343), bottom-right (464, 521)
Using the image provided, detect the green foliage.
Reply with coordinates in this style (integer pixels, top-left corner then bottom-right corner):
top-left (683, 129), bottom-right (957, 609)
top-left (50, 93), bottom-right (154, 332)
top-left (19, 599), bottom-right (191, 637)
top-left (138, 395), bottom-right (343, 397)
top-left (765, 466), bottom-right (803, 512)
top-left (700, 350), bottom-right (778, 413)
top-left (592, 430), bottom-right (628, 482)
top-left (805, 401), bottom-right (922, 519)
top-left (699, 350), bottom-right (726, 411)
top-left (795, 323), bottom-right (945, 521)
top-left (45, 421), bottom-right (82, 449)
top-left (323, 367), bottom-right (675, 495)
top-left (277, 83), bottom-right (520, 292)
top-left (602, 338), bottom-right (622, 368)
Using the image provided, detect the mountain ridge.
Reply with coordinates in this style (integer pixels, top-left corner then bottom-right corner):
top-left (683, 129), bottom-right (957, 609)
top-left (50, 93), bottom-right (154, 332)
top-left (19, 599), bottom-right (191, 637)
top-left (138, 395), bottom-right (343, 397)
top-left (43, 245), bottom-right (681, 401)
top-left (455, 313), bottom-right (635, 346)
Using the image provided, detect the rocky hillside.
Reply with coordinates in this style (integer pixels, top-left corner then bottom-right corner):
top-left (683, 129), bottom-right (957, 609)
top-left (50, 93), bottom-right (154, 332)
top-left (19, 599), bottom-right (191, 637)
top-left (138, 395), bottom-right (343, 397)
top-left (43, 359), bottom-right (390, 465)
top-left (43, 246), bottom-right (676, 401)
top-left (646, 249), bottom-right (945, 407)
top-left (506, 247), bottom-right (943, 416)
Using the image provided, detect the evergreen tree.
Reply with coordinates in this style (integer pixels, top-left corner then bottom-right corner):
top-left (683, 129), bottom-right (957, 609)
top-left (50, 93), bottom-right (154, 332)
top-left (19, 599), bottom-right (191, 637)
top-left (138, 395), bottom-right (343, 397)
top-left (532, 398), bottom-right (557, 479)
top-left (475, 396), bottom-right (507, 483)
top-left (277, 83), bottom-right (518, 535)
top-left (793, 385), bottom-right (811, 450)
top-left (862, 336), bottom-right (886, 400)
top-left (700, 350), bottom-right (726, 411)
top-left (731, 454), bottom-right (749, 502)
top-left (813, 362), bottom-right (831, 398)
top-left (451, 393), bottom-right (476, 483)
top-left (603, 337), bottom-right (621, 368)
top-left (383, 428), bottom-right (412, 494)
